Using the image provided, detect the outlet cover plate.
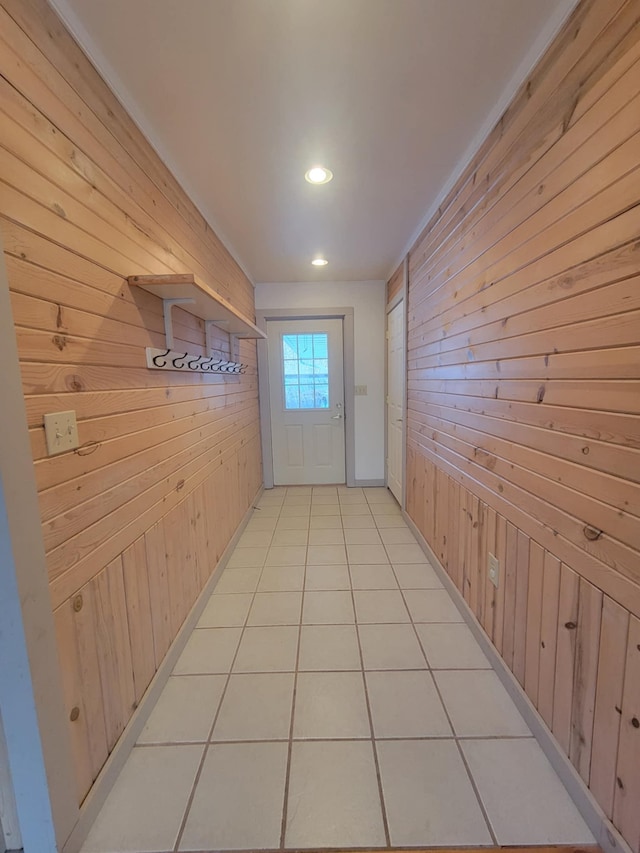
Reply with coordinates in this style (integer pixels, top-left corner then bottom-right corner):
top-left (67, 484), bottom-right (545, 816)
top-left (488, 552), bottom-right (500, 588)
top-left (44, 410), bottom-right (79, 455)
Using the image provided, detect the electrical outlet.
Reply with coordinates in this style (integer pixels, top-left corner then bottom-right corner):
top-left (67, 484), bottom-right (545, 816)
top-left (44, 410), bottom-right (79, 455)
top-left (488, 552), bottom-right (499, 588)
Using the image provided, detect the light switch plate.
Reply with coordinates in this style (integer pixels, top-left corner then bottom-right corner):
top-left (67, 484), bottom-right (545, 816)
top-left (488, 552), bottom-right (500, 588)
top-left (354, 385), bottom-right (368, 396)
top-left (44, 410), bottom-right (79, 455)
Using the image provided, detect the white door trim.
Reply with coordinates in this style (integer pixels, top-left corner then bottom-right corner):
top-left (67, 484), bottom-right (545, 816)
top-left (385, 257), bottom-right (408, 508)
top-left (256, 307), bottom-right (356, 488)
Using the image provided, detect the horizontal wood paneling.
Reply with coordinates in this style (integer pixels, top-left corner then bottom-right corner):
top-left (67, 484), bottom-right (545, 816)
top-left (406, 2), bottom-right (640, 851)
top-left (0, 0), bottom-right (262, 805)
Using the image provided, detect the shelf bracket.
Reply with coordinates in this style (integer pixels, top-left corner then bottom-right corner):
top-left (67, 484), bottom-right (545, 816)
top-left (163, 298), bottom-right (195, 350)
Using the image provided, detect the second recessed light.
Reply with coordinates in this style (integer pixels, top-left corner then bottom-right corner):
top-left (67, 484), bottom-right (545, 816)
top-left (305, 166), bottom-right (333, 184)
top-left (312, 258), bottom-right (328, 266)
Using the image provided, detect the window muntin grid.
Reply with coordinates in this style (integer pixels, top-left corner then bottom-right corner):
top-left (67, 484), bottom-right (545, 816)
top-left (282, 333), bottom-right (329, 410)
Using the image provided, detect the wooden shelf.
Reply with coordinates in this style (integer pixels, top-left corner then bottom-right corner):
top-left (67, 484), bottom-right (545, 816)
top-left (128, 273), bottom-right (266, 339)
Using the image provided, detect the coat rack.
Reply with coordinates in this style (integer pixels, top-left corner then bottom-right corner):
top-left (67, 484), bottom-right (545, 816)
top-left (128, 273), bottom-right (266, 374)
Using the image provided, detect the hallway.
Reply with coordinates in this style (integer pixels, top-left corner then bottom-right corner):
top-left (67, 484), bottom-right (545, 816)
top-left (81, 487), bottom-right (594, 853)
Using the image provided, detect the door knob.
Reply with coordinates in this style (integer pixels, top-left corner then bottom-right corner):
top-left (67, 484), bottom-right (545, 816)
top-left (332, 413), bottom-right (343, 419)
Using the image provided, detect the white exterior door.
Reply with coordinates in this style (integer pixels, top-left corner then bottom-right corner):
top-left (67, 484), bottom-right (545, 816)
top-left (267, 319), bottom-right (346, 485)
top-left (387, 301), bottom-right (404, 503)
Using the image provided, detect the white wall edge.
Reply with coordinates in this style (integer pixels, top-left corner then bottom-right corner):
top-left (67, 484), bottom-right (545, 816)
top-left (61, 486), bottom-right (263, 853)
top-left (47, 0), bottom-right (257, 289)
top-left (386, 0), bottom-right (580, 278)
top-left (403, 510), bottom-right (633, 853)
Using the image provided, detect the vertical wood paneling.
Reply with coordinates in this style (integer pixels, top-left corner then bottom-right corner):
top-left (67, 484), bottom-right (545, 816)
top-left (590, 596), bottom-right (629, 817)
top-left (404, 3), bottom-right (640, 849)
top-left (121, 536), bottom-right (155, 705)
top-left (569, 578), bottom-right (603, 783)
top-left (537, 553), bottom-right (561, 729)
top-left (524, 541), bottom-right (544, 706)
top-left (0, 0), bottom-right (262, 805)
top-left (613, 616), bottom-right (640, 852)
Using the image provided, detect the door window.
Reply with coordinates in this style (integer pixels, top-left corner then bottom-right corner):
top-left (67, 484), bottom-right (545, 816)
top-left (282, 333), bottom-right (329, 410)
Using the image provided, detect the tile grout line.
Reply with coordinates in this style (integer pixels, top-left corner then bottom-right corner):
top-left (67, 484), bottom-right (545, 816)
top-left (278, 487), bottom-right (308, 850)
top-left (347, 493), bottom-right (392, 848)
top-left (171, 500), bottom-right (278, 853)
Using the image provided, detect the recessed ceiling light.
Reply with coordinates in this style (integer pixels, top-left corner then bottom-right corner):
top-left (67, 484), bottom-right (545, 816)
top-left (312, 258), bottom-right (328, 266)
top-left (305, 166), bottom-right (333, 184)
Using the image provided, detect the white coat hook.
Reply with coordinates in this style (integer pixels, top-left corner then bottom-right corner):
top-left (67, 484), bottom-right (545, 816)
top-left (162, 298), bottom-right (195, 350)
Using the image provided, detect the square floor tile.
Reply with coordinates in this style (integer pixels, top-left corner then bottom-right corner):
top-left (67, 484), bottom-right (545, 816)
top-left (354, 590), bottom-right (409, 623)
top-left (276, 515), bottom-right (310, 530)
top-left (253, 505), bottom-right (281, 517)
top-left (247, 592), bottom-right (302, 626)
top-left (344, 528), bottom-right (382, 545)
top-left (233, 626), bottom-right (299, 672)
top-left (173, 628), bottom-right (241, 674)
top-left (340, 504), bottom-right (373, 516)
top-left (359, 624), bottom-right (427, 670)
top-left (342, 515), bottom-right (376, 529)
top-left (245, 516), bottom-right (278, 531)
top-left (138, 675), bottom-right (226, 744)
top-left (416, 623), bottom-right (490, 669)
top-left (350, 564), bottom-right (398, 590)
top-left (364, 488), bottom-right (397, 504)
top-left (375, 515), bottom-right (408, 528)
top-left (347, 543), bottom-right (389, 565)
top-left (81, 745), bottom-right (203, 853)
top-left (308, 528), bottom-right (345, 545)
top-left (305, 564), bottom-right (350, 591)
top-left (227, 547), bottom-right (268, 568)
top-left (309, 514), bottom-right (342, 528)
top-left (310, 504), bottom-right (342, 517)
top-left (237, 530), bottom-right (273, 547)
top-left (312, 494), bottom-right (339, 505)
top-left (339, 493), bottom-right (368, 505)
top-left (366, 671), bottom-right (451, 737)
top-left (306, 544), bottom-right (347, 565)
top-left (279, 505), bottom-right (310, 517)
top-left (404, 589), bottom-right (463, 622)
top-left (285, 741), bottom-right (386, 848)
top-left (214, 567), bottom-right (261, 594)
top-left (378, 740), bottom-right (492, 846)
top-left (298, 625), bottom-right (361, 671)
top-left (434, 670), bottom-right (530, 736)
top-left (258, 494), bottom-right (284, 507)
top-left (271, 528), bottom-right (308, 546)
top-left (266, 545), bottom-right (308, 566)
top-left (294, 671), bottom-right (370, 738)
top-left (179, 742), bottom-right (288, 851)
top-left (212, 673), bottom-right (294, 740)
top-left (385, 543), bottom-right (428, 563)
top-left (257, 565), bottom-right (305, 592)
top-left (303, 590), bottom-right (354, 624)
top-left (197, 593), bottom-right (252, 628)
top-left (379, 527), bottom-right (417, 544)
top-left (393, 562), bottom-right (443, 589)
top-left (461, 739), bottom-right (594, 844)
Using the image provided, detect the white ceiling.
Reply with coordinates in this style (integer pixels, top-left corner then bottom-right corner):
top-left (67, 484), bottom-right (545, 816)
top-left (51, 0), bottom-right (575, 284)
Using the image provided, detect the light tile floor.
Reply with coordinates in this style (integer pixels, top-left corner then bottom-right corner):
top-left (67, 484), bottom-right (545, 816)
top-left (82, 486), bottom-right (595, 853)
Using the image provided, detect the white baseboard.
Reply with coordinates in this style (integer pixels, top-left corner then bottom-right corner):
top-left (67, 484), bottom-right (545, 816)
top-left (62, 487), bottom-right (263, 853)
top-left (354, 478), bottom-right (386, 487)
top-left (403, 511), bottom-right (632, 853)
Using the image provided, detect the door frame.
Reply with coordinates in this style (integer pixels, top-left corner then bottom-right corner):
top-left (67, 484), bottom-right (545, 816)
top-left (385, 257), bottom-right (408, 508)
top-left (256, 307), bottom-right (356, 489)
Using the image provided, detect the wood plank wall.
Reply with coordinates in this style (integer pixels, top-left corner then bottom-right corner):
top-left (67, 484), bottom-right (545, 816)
top-left (387, 262), bottom-right (404, 305)
top-left (0, 0), bottom-right (262, 804)
top-left (404, 1), bottom-right (640, 851)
